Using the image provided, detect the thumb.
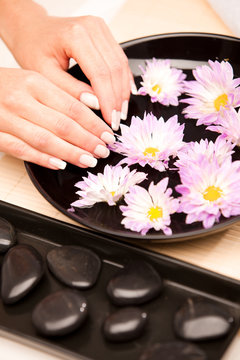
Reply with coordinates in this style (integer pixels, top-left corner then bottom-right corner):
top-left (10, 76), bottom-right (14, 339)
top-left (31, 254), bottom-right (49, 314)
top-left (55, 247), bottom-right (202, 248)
top-left (42, 63), bottom-right (100, 110)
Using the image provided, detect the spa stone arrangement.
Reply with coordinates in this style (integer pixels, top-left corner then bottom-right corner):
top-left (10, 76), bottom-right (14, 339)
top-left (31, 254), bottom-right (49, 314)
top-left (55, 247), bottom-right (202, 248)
top-left (0, 213), bottom-right (239, 360)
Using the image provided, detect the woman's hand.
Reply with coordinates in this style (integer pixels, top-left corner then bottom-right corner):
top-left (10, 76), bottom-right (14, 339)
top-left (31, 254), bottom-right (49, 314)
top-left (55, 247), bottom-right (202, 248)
top-left (0, 0), bottom-right (135, 130)
top-left (0, 67), bottom-right (115, 169)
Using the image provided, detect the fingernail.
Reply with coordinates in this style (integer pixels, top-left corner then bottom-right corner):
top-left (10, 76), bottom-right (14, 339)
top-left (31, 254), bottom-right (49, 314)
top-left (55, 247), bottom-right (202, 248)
top-left (121, 100), bottom-right (129, 120)
top-left (94, 144), bottom-right (110, 158)
top-left (130, 80), bottom-right (138, 95)
top-left (49, 157), bottom-right (67, 170)
top-left (79, 154), bottom-right (97, 167)
top-left (101, 131), bottom-right (115, 144)
top-left (80, 92), bottom-right (100, 110)
top-left (111, 110), bottom-right (121, 131)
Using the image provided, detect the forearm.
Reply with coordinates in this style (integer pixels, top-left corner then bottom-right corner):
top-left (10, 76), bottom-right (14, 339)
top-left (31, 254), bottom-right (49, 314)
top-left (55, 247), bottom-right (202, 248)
top-left (0, 0), bottom-right (47, 53)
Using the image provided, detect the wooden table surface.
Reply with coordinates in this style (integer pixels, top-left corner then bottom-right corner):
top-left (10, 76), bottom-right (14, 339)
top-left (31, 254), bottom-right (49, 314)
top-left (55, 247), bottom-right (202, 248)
top-left (0, 0), bottom-right (240, 358)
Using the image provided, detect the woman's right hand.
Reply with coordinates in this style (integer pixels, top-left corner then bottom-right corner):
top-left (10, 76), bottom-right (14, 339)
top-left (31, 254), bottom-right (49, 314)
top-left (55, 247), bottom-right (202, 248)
top-left (0, 67), bottom-right (115, 170)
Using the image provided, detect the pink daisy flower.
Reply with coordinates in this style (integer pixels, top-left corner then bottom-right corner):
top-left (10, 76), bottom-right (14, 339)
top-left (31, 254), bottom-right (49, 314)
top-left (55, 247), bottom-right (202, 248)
top-left (120, 178), bottom-right (179, 235)
top-left (182, 60), bottom-right (240, 126)
top-left (176, 156), bottom-right (240, 229)
top-left (207, 108), bottom-right (240, 146)
top-left (175, 135), bottom-right (235, 169)
top-left (71, 165), bottom-right (147, 208)
top-left (138, 58), bottom-right (186, 106)
top-left (110, 112), bottom-right (185, 172)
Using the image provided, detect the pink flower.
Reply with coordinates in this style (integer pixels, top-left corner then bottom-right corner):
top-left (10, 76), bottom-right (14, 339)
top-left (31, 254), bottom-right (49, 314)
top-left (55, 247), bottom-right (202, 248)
top-left (120, 178), bottom-right (179, 235)
top-left (71, 165), bottom-right (146, 208)
top-left (175, 135), bottom-right (235, 169)
top-left (182, 60), bottom-right (240, 126)
top-left (207, 108), bottom-right (240, 146)
top-left (176, 155), bottom-right (240, 229)
top-left (138, 58), bottom-right (186, 106)
top-left (110, 112), bottom-right (185, 172)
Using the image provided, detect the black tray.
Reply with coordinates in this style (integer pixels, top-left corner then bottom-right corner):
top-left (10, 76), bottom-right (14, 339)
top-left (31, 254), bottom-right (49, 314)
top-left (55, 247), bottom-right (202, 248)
top-left (0, 200), bottom-right (240, 360)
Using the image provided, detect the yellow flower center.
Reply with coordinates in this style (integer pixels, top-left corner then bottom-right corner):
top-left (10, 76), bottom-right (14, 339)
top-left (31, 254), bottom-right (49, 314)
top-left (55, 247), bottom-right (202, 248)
top-left (110, 191), bottom-right (115, 196)
top-left (203, 186), bottom-right (222, 201)
top-left (214, 94), bottom-right (228, 111)
top-left (147, 206), bottom-right (163, 221)
top-left (152, 84), bottom-right (161, 94)
top-left (143, 147), bottom-right (159, 157)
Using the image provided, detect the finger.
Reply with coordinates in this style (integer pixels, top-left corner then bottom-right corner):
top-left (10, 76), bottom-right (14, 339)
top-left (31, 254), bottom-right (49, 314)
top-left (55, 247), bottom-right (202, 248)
top-left (0, 132), bottom-right (67, 170)
top-left (41, 62), bottom-right (100, 110)
top-left (37, 101), bottom-right (115, 151)
top-left (89, 26), bottom-right (124, 111)
top-left (35, 76), bottom-right (114, 141)
top-left (90, 30), bottom-right (125, 117)
top-left (130, 73), bottom-right (138, 95)
top-left (4, 76), bottom-right (115, 148)
top-left (96, 18), bottom-right (132, 119)
top-left (2, 113), bottom-right (99, 168)
top-left (64, 24), bottom-right (120, 128)
top-left (15, 98), bottom-right (112, 158)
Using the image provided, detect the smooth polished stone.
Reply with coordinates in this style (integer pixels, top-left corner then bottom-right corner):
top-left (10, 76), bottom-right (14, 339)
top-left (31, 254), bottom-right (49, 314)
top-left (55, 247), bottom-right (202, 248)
top-left (47, 245), bottom-right (101, 289)
top-left (174, 297), bottom-right (234, 341)
top-left (0, 217), bottom-right (16, 254)
top-left (1, 244), bottom-right (43, 304)
top-left (32, 289), bottom-right (88, 336)
top-left (103, 307), bottom-right (148, 342)
top-left (107, 260), bottom-right (162, 305)
top-left (139, 341), bottom-right (207, 360)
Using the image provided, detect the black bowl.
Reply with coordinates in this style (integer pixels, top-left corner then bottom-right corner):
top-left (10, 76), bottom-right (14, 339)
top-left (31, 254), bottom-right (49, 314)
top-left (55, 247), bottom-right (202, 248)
top-left (25, 32), bottom-right (240, 242)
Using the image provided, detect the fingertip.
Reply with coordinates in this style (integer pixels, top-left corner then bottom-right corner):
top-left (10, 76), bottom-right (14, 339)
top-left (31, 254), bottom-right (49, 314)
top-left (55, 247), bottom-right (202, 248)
top-left (111, 110), bottom-right (121, 131)
top-left (94, 144), bottom-right (110, 158)
top-left (80, 92), bottom-right (100, 110)
top-left (130, 80), bottom-right (138, 95)
top-left (100, 131), bottom-right (115, 144)
top-left (120, 100), bottom-right (129, 120)
top-left (49, 157), bottom-right (67, 170)
top-left (79, 154), bottom-right (98, 167)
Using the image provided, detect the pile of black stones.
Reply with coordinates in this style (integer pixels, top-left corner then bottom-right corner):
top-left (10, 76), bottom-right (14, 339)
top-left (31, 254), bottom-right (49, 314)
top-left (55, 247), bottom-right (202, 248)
top-left (0, 217), bottom-right (235, 360)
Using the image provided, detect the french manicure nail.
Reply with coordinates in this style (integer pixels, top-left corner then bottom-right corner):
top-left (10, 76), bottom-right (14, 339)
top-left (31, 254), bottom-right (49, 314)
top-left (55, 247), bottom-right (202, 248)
top-left (49, 157), bottom-right (67, 170)
top-left (111, 109), bottom-right (120, 131)
top-left (101, 131), bottom-right (115, 144)
top-left (121, 100), bottom-right (129, 120)
top-left (80, 92), bottom-right (100, 110)
top-left (79, 154), bottom-right (97, 167)
top-left (130, 80), bottom-right (138, 95)
top-left (94, 144), bottom-right (110, 158)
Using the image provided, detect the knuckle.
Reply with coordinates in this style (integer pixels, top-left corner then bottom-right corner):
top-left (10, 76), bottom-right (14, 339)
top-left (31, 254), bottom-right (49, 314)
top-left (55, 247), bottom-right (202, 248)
top-left (10, 141), bottom-right (26, 158)
top-left (84, 15), bottom-right (95, 22)
top-left (111, 60), bottom-right (122, 75)
top-left (94, 65), bottom-right (110, 80)
top-left (24, 71), bottom-right (41, 87)
top-left (84, 15), bottom-right (102, 25)
top-left (34, 131), bottom-right (49, 149)
top-left (55, 117), bottom-right (71, 137)
top-left (3, 91), bottom-right (22, 108)
top-left (68, 100), bottom-right (81, 119)
top-left (34, 59), bottom-right (49, 74)
top-left (68, 22), bottom-right (85, 38)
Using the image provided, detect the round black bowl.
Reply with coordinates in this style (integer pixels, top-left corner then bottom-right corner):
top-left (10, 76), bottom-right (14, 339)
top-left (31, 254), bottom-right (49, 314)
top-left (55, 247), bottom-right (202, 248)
top-left (25, 32), bottom-right (240, 242)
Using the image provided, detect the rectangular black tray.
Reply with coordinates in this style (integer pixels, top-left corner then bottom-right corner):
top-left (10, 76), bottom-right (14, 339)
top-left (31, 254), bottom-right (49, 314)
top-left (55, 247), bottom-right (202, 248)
top-left (0, 200), bottom-right (240, 360)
